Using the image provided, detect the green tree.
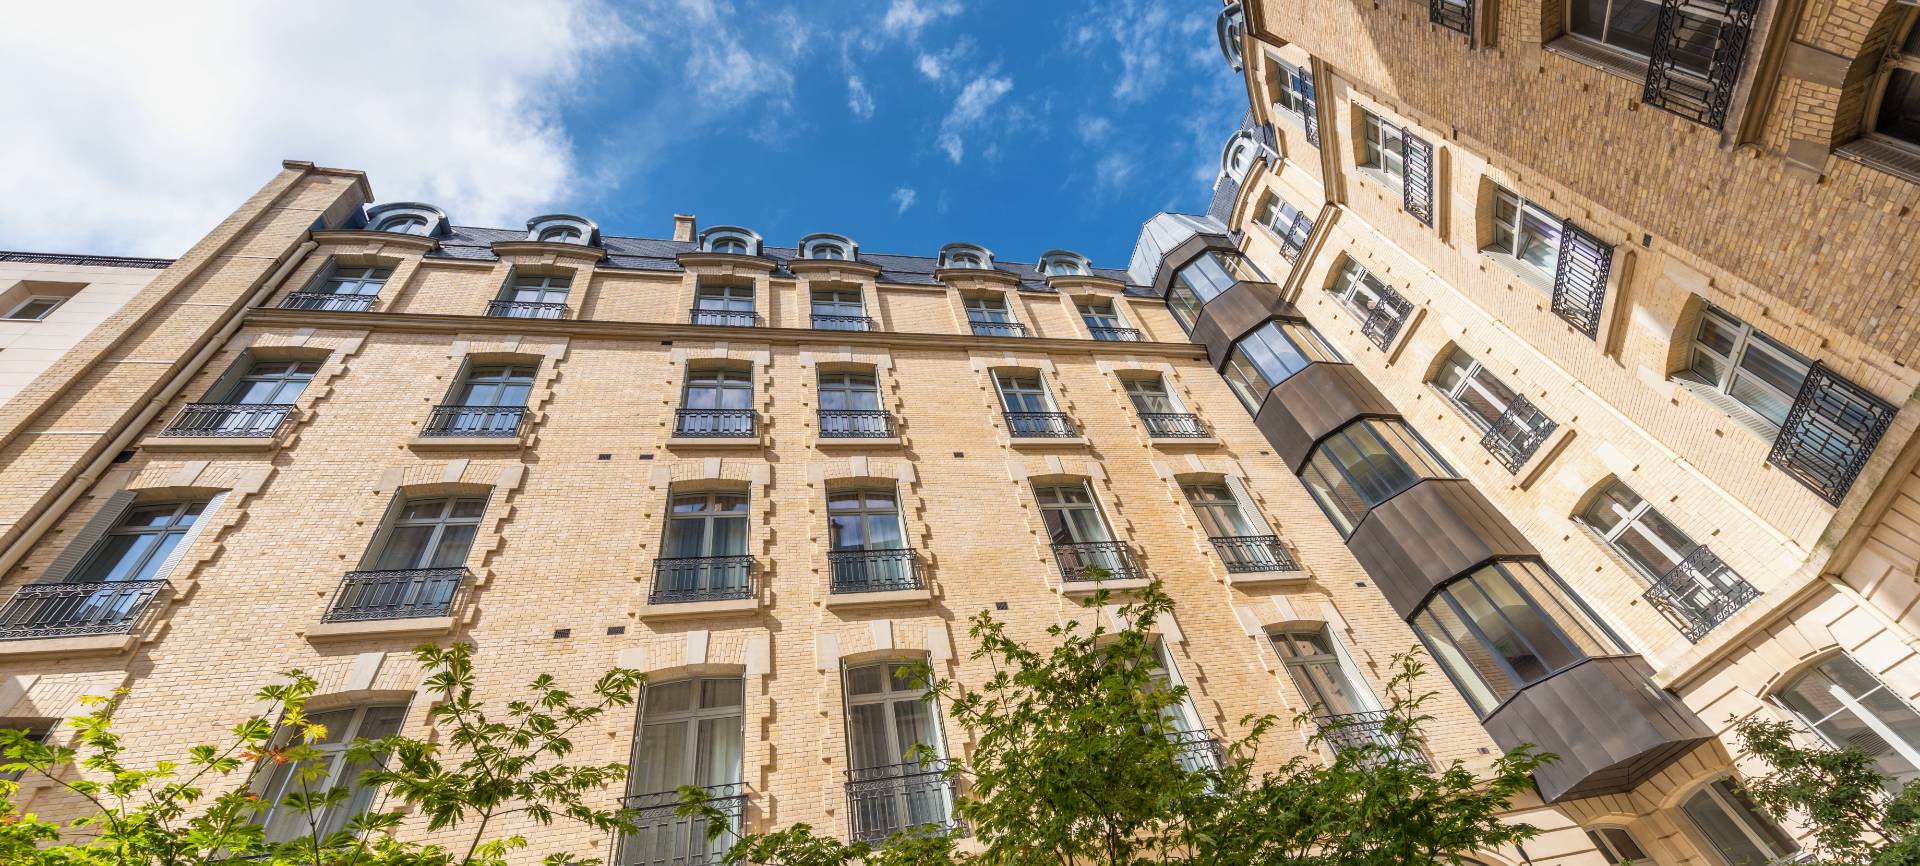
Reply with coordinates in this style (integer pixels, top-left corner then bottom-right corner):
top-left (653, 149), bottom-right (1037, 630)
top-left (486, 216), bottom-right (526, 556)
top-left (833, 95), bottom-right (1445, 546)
top-left (1733, 715), bottom-right (1920, 866)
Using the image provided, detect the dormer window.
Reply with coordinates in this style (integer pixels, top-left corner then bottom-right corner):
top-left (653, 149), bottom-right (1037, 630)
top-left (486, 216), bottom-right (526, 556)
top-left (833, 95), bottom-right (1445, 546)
top-left (700, 226), bottom-right (763, 257)
top-left (1217, 3), bottom-right (1246, 71)
top-left (798, 233), bottom-right (858, 261)
top-left (1038, 250), bottom-right (1091, 277)
top-left (527, 214), bottom-right (598, 246)
top-left (377, 215), bottom-right (427, 234)
top-left (938, 243), bottom-right (993, 270)
top-left (1223, 132), bottom-right (1258, 181)
top-left (363, 203), bottom-right (448, 238)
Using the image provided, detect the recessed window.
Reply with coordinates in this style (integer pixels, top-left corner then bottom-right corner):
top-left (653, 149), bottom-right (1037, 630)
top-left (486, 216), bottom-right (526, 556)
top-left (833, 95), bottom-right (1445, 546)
top-left (1298, 418), bottom-right (1455, 536)
top-left (1567, 0), bottom-right (1714, 74)
top-left (1267, 57), bottom-right (1314, 121)
top-left (1679, 779), bottom-right (1800, 865)
top-left (492, 272), bottom-right (571, 319)
top-left (1408, 560), bottom-right (1618, 715)
top-left (692, 284), bottom-right (756, 327)
top-left (425, 364), bottom-right (534, 437)
top-left (255, 704), bottom-right (408, 842)
top-left (1873, 17), bottom-right (1920, 148)
top-left (1271, 628), bottom-right (1374, 717)
top-left (1585, 827), bottom-right (1652, 865)
top-left (1776, 652), bottom-right (1920, 784)
top-left (1328, 259), bottom-right (1411, 343)
top-left (1220, 319), bottom-right (1343, 413)
top-left (526, 214), bottom-right (595, 245)
top-left (811, 289), bottom-right (869, 330)
top-left (1224, 133), bottom-right (1257, 180)
top-left (374, 214), bottom-right (428, 235)
top-left (1254, 193), bottom-right (1314, 255)
top-left (818, 371), bottom-right (890, 437)
top-left (678, 367), bottom-right (755, 437)
top-left (76, 501), bottom-right (209, 583)
top-left (657, 488), bottom-right (752, 599)
top-left (363, 203), bottom-right (445, 238)
top-left (965, 295), bottom-right (1024, 337)
top-left (0, 724), bottom-right (52, 781)
top-left (1432, 347), bottom-right (1559, 471)
top-left (1486, 185), bottom-right (1562, 282)
top-left (224, 359), bottom-right (319, 406)
top-left (1580, 481), bottom-right (1703, 582)
top-left (1217, 3), bottom-right (1246, 70)
top-left (287, 264), bottom-right (390, 312)
top-left (3, 295), bottom-right (65, 321)
top-left (539, 226), bottom-right (580, 243)
top-left (1183, 481), bottom-right (1259, 538)
top-left (368, 496), bottom-right (486, 571)
top-left (1077, 300), bottom-right (1137, 340)
top-left (994, 372), bottom-right (1053, 415)
top-left (619, 678), bottom-right (744, 866)
top-left (844, 660), bottom-right (955, 843)
top-left (1684, 304), bottom-right (1811, 430)
top-left (1360, 110), bottom-right (1405, 182)
top-left (1034, 482), bottom-right (1114, 546)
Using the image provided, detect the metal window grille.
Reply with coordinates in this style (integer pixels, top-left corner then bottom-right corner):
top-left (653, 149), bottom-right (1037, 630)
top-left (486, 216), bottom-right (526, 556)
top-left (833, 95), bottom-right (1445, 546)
top-left (1767, 362), bottom-right (1897, 505)
top-left (1550, 220), bottom-right (1612, 338)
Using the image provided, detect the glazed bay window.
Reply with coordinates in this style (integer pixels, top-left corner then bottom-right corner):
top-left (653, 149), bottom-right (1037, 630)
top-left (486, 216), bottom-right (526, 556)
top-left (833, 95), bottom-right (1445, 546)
top-left (818, 371), bottom-right (893, 437)
top-left (655, 489), bottom-right (752, 603)
top-left (1078, 300), bottom-right (1140, 341)
top-left (285, 264), bottom-right (389, 312)
top-left (0, 498), bottom-right (210, 641)
top-left (1486, 186), bottom-right (1562, 284)
top-left (1432, 347), bottom-right (1558, 472)
top-left (1328, 259), bottom-right (1414, 350)
top-left (1685, 304), bottom-right (1811, 431)
top-left (325, 495), bottom-right (481, 622)
top-left (1036, 482), bottom-right (1140, 582)
top-left (1125, 376), bottom-right (1206, 438)
top-left (827, 489), bottom-right (921, 593)
top-left (1776, 653), bottom-right (1920, 784)
top-left (691, 284), bottom-right (755, 327)
top-left (254, 704), bottom-right (408, 843)
top-left (163, 358), bottom-right (317, 437)
top-left (489, 272), bottom-right (570, 319)
top-left (995, 372), bottom-right (1075, 437)
top-left (619, 678), bottom-right (745, 866)
top-left (678, 367), bottom-right (755, 437)
top-left (1582, 480), bottom-right (1758, 641)
top-left (1680, 779), bottom-right (1800, 866)
top-left (965, 295), bottom-right (1025, 337)
top-left (1410, 560), bottom-right (1620, 716)
top-left (1171, 249), bottom-right (1260, 308)
top-left (424, 364), bottom-right (533, 437)
top-left (1360, 109), bottom-right (1405, 182)
top-left (1220, 319), bottom-right (1343, 413)
top-left (844, 661), bottom-right (957, 844)
top-left (812, 288), bottom-right (872, 331)
top-left (1184, 481), bottom-right (1295, 572)
top-left (1299, 419), bottom-right (1454, 536)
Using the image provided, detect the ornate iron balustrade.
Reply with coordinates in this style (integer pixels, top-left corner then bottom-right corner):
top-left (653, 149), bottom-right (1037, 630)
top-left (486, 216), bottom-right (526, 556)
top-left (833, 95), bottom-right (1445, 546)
top-left (818, 409), bottom-right (896, 438)
top-left (1004, 412), bottom-right (1077, 438)
top-left (0, 250), bottom-right (171, 269)
top-left (1358, 285), bottom-right (1415, 350)
top-left (1643, 0), bottom-right (1759, 129)
top-left (615, 783), bottom-right (744, 866)
top-left (1140, 413), bottom-right (1209, 438)
top-left (845, 759), bottom-right (960, 845)
top-left (812, 313), bottom-right (874, 332)
top-left (1051, 540), bottom-right (1143, 582)
top-left (690, 309), bottom-right (757, 327)
top-left (1278, 212), bottom-right (1314, 263)
top-left (1088, 325), bottom-right (1142, 342)
top-left (282, 291), bottom-right (376, 312)
top-left (675, 409), bottom-right (757, 438)
top-left (1209, 535), bottom-right (1300, 573)
top-left (485, 300), bottom-right (569, 319)
top-left (1768, 362), bottom-right (1897, 505)
top-left (161, 402), bottom-right (294, 438)
top-left (1480, 396), bottom-right (1558, 474)
top-left (1314, 710), bottom-right (1431, 768)
top-left (1550, 222), bottom-right (1612, 339)
top-left (1429, 0), bottom-right (1473, 35)
top-left (650, 556), bottom-right (755, 604)
top-left (828, 548), bottom-right (926, 594)
top-left (422, 405), bottom-right (526, 437)
top-left (968, 320), bottom-right (1027, 338)
top-left (321, 568), bottom-right (469, 622)
top-left (0, 580), bottom-right (169, 641)
top-left (1641, 546), bottom-right (1760, 643)
top-left (1170, 729), bottom-right (1226, 773)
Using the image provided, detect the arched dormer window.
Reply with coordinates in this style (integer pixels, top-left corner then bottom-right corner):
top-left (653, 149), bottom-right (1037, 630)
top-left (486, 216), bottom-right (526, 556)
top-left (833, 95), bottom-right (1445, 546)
top-left (700, 226), bottom-right (763, 257)
top-left (363, 202), bottom-right (448, 238)
top-left (798, 233), bottom-right (858, 261)
top-left (526, 214), bottom-right (598, 246)
top-left (938, 243), bottom-right (993, 270)
top-left (1217, 3), bottom-right (1246, 71)
top-left (1038, 250), bottom-right (1091, 277)
top-left (1223, 131), bottom-right (1258, 181)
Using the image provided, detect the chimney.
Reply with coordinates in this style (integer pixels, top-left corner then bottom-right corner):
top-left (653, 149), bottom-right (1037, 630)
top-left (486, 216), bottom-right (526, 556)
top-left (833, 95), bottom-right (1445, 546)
top-left (673, 214), bottom-right (697, 243)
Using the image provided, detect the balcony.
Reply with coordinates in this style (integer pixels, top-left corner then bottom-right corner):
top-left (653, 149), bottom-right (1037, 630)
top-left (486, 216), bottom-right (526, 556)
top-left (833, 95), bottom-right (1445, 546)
top-left (1004, 411), bottom-right (1077, 438)
top-left (1314, 710), bottom-right (1430, 769)
top-left (968, 320), bottom-right (1026, 338)
top-left (818, 409), bottom-right (896, 438)
top-left (674, 409), bottom-right (757, 438)
top-left (1051, 540), bottom-right (1144, 583)
top-left (812, 313), bottom-right (874, 332)
top-left (1088, 325), bottom-right (1142, 341)
top-left (1139, 413), bottom-right (1209, 439)
top-left (421, 405), bottom-right (526, 438)
top-left (650, 556), bottom-right (754, 605)
top-left (1208, 535), bottom-right (1299, 573)
top-left (1480, 396), bottom-right (1557, 474)
top-left (160, 403), bottom-right (293, 438)
top-left (282, 291), bottom-right (376, 312)
top-left (845, 759), bottom-right (960, 845)
top-left (0, 580), bottom-right (168, 642)
top-left (1641, 546), bottom-right (1761, 643)
top-left (690, 309), bottom-right (757, 327)
top-left (486, 300), bottom-right (568, 319)
top-left (1358, 286), bottom-right (1415, 351)
top-left (1170, 728), bottom-right (1226, 773)
top-left (828, 548), bottom-right (926, 594)
top-left (616, 783), bottom-right (743, 866)
top-left (321, 568), bottom-right (470, 623)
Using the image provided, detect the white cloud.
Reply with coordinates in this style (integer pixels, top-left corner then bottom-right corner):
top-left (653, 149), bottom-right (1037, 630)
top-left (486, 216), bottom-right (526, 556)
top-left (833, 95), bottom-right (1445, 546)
top-left (1078, 115), bottom-right (1115, 144)
top-left (1073, 0), bottom-right (1182, 104)
top-left (892, 187), bottom-right (918, 215)
top-left (936, 74), bottom-right (1013, 164)
top-left (916, 53), bottom-right (947, 81)
top-left (914, 38), bottom-right (973, 84)
top-left (882, 0), bottom-right (962, 39)
top-left (1095, 153), bottom-right (1136, 189)
top-left (847, 75), bottom-right (876, 119)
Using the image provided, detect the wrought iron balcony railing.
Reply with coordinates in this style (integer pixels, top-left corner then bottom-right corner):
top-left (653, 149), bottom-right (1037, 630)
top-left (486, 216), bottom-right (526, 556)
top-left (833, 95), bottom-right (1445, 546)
top-left (968, 320), bottom-right (1026, 338)
top-left (282, 291), bottom-right (377, 312)
top-left (1051, 540), bottom-right (1143, 582)
top-left (486, 300), bottom-right (569, 319)
top-left (321, 568), bottom-right (470, 623)
top-left (1314, 710), bottom-right (1431, 769)
top-left (1358, 285), bottom-right (1415, 351)
top-left (1480, 395), bottom-right (1557, 474)
top-left (1208, 535), bottom-right (1300, 573)
top-left (811, 313), bottom-right (874, 332)
top-left (1170, 729), bottom-right (1226, 773)
top-left (0, 580), bottom-right (169, 641)
top-left (1088, 325), bottom-right (1142, 342)
top-left (161, 402), bottom-right (294, 438)
top-left (818, 409), bottom-right (896, 438)
top-left (675, 409), bottom-right (757, 438)
top-left (1641, 545), bottom-right (1760, 643)
top-left (1139, 413), bottom-right (1208, 438)
top-left (421, 405), bottom-right (527, 438)
top-left (1768, 361), bottom-right (1897, 505)
top-left (828, 548), bottom-right (926, 594)
top-left (1004, 412), bottom-right (1077, 438)
top-left (690, 309), bottom-right (757, 327)
top-left (650, 555), bottom-right (755, 604)
top-left (616, 783), bottom-right (744, 866)
top-left (845, 759), bottom-right (960, 845)
top-left (1277, 212), bottom-right (1314, 263)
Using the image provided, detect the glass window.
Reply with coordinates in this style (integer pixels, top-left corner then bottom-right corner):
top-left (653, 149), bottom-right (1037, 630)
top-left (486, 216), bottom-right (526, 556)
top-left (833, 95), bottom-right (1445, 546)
top-left (1271, 628), bottom-right (1372, 717)
top-left (1078, 300), bottom-right (1127, 334)
top-left (537, 225), bottom-right (583, 243)
top-left (504, 272), bottom-right (570, 305)
top-left (0, 724), bottom-right (52, 782)
top-left (994, 373), bottom-right (1052, 414)
top-left (1581, 481), bottom-right (1700, 580)
top-left (1123, 376), bottom-right (1181, 415)
top-left (1269, 57), bottom-right (1314, 119)
top-left (1432, 347), bottom-right (1536, 432)
top-left (453, 365), bottom-right (535, 408)
top-left (1328, 259), bottom-right (1403, 324)
top-left (828, 489), bottom-right (905, 551)
top-left (663, 491), bottom-right (749, 559)
top-left (3, 296), bottom-right (65, 320)
top-left (621, 677), bottom-right (744, 866)
top-left (1182, 482), bottom-right (1256, 538)
top-left (1255, 193), bottom-right (1313, 249)
top-left (1167, 279), bottom-right (1205, 333)
top-left (964, 295), bottom-right (1014, 324)
top-left (810, 241), bottom-right (848, 259)
top-left (1585, 827), bottom-right (1652, 865)
top-left (369, 496), bottom-right (486, 570)
top-left (1361, 110), bottom-right (1405, 181)
top-left (1046, 258), bottom-right (1084, 276)
top-left (819, 371), bottom-right (881, 412)
top-left (683, 368), bottom-right (752, 411)
top-left (1171, 251), bottom-right (1258, 306)
top-left (1221, 319), bottom-right (1343, 413)
top-left (707, 234), bottom-right (752, 255)
top-left (1680, 779), bottom-right (1799, 866)
top-left (1875, 17), bottom-right (1920, 148)
top-left (844, 661), bottom-right (952, 840)
top-left (317, 265), bottom-right (391, 298)
top-left (1486, 186), bottom-right (1563, 280)
top-left (1568, 0), bottom-right (1714, 73)
top-left (695, 284), bottom-right (754, 312)
top-left (812, 289), bottom-right (865, 318)
top-left (255, 704), bottom-right (408, 843)
top-left (1686, 304), bottom-right (1812, 430)
top-left (222, 359), bottom-right (319, 405)
top-left (74, 501), bottom-right (208, 584)
top-left (1298, 419), bottom-right (1454, 536)
top-left (1408, 560), bottom-right (1618, 716)
top-left (1033, 483), bottom-right (1112, 545)
top-left (374, 214), bottom-right (428, 235)
top-left (1777, 653), bottom-right (1920, 785)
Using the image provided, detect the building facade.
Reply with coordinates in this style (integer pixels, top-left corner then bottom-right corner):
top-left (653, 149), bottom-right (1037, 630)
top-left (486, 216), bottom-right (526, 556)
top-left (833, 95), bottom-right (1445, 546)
top-left (0, 251), bottom-right (172, 408)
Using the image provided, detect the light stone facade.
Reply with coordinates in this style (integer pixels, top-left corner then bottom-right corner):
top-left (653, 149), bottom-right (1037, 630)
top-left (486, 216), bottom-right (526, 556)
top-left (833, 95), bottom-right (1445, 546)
top-left (0, 252), bottom-right (171, 408)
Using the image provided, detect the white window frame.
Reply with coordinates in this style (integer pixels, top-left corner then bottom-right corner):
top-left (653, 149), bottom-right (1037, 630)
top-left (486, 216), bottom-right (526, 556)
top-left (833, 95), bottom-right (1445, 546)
top-left (1123, 375), bottom-right (1185, 416)
top-left (1268, 56), bottom-right (1313, 122)
top-left (1359, 110), bottom-right (1405, 182)
top-left (1679, 778), bottom-right (1799, 866)
top-left (965, 295), bottom-right (1017, 325)
top-left (501, 272), bottom-right (571, 306)
top-left (252, 703), bottom-right (409, 843)
top-left (316, 264), bottom-right (391, 298)
top-left (1585, 825), bottom-right (1655, 865)
top-left (994, 371), bottom-right (1056, 415)
top-left (939, 244), bottom-right (994, 270)
top-left (1077, 299), bottom-right (1130, 334)
top-left (3, 295), bottom-right (66, 321)
top-left (1268, 627), bottom-right (1384, 718)
top-left (1485, 185), bottom-right (1563, 285)
top-left (1774, 652), bottom-right (1920, 784)
top-left (1685, 304), bottom-right (1811, 432)
top-left (373, 214), bottom-right (429, 235)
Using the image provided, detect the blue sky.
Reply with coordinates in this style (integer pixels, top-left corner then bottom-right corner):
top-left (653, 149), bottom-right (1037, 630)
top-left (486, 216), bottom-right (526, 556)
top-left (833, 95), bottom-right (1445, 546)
top-left (0, 1), bottom-right (1242, 267)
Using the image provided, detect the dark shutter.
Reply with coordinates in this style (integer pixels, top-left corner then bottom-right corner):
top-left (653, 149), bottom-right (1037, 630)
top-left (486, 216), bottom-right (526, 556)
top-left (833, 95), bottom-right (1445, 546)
top-left (1428, 0), bottom-right (1473, 36)
top-left (1551, 221), bottom-right (1611, 339)
top-left (1401, 134), bottom-right (1435, 227)
top-left (1302, 75), bottom-right (1320, 148)
top-left (1768, 363), bottom-right (1897, 505)
top-left (39, 490), bottom-right (137, 583)
top-left (1641, 0), bottom-right (1759, 129)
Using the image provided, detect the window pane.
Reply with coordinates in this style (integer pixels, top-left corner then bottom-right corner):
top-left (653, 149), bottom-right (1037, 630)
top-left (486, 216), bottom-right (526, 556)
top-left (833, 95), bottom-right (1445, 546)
top-left (1881, 69), bottom-right (1920, 144)
top-left (1412, 607), bottom-right (1508, 713)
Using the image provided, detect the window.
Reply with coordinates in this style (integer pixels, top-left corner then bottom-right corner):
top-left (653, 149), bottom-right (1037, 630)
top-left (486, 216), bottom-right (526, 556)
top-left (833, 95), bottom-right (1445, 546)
top-left (1147, 638), bottom-right (1219, 771)
top-left (3, 296), bottom-right (64, 321)
top-left (939, 243), bottom-right (993, 270)
top-left (1680, 779), bottom-right (1799, 866)
top-left (692, 284), bottom-right (756, 326)
top-left (74, 501), bottom-right (208, 584)
top-left (493, 272), bottom-right (570, 318)
top-left (1872, 16), bottom-right (1920, 148)
top-left (1040, 250), bottom-right (1090, 276)
top-left (818, 371), bottom-right (891, 438)
top-left (1298, 418), bottom-right (1454, 536)
top-left (811, 289), bottom-right (868, 330)
top-left (1183, 481), bottom-right (1259, 538)
top-left (827, 489), bottom-right (915, 591)
top-left (1432, 348), bottom-right (1525, 433)
top-left (1686, 304), bottom-right (1811, 430)
top-left (1035, 482), bottom-right (1113, 546)
top-left (255, 704), bottom-right (408, 842)
top-left (700, 227), bottom-right (761, 256)
top-left (620, 677), bottom-right (744, 866)
top-left (368, 496), bottom-right (485, 571)
top-left (1360, 110), bottom-right (1405, 181)
top-left (1486, 186), bottom-right (1563, 281)
top-left (1409, 560), bottom-right (1618, 715)
top-left (712, 237), bottom-right (747, 254)
top-left (657, 489), bottom-right (751, 600)
top-left (1580, 481), bottom-right (1700, 581)
top-left (1585, 827), bottom-right (1653, 865)
top-left (537, 225), bottom-right (582, 243)
top-left (1217, 2), bottom-right (1246, 69)
top-left (1776, 653), bottom-right (1920, 784)
top-left (0, 724), bottom-right (52, 782)
top-left (800, 233), bottom-right (856, 260)
top-left (374, 214), bottom-right (428, 235)
top-left (966, 295), bottom-right (1023, 337)
top-left (288, 264), bottom-right (391, 311)
top-left (1220, 319), bottom-right (1343, 413)
top-left (1328, 259), bottom-right (1412, 345)
top-left (452, 364), bottom-right (534, 408)
top-left (1567, 0), bottom-right (1713, 74)
top-left (1124, 376), bottom-right (1180, 415)
top-left (1254, 193), bottom-right (1314, 257)
top-left (1171, 250), bottom-right (1259, 307)
top-left (1167, 279), bottom-right (1205, 333)
top-left (222, 359), bottom-right (318, 405)
top-left (1272, 629), bottom-right (1373, 717)
top-left (428, 364), bottom-right (533, 436)
top-left (994, 372), bottom-right (1052, 413)
top-left (845, 661), bottom-right (954, 843)
top-left (679, 367), bottom-right (754, 436)
top-left (1269, 57), bottom-right (1314, 120)
top-left (1224, 134), bottom-right (1257, 180)
top-left (1078, 300), bottom-right (1136, 340)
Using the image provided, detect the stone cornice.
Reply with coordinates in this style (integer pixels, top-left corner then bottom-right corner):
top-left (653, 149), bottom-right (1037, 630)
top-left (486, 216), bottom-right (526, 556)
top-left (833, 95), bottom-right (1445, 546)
top-left (1046, 274), bottom-right (1129, 294)
top-left (312, 230), bottom-right (440, 254)
top-left (676, 251), bottom-right (779, 272)
top-left (785, 259), bottom-right (885, 280)
top-left (933, 267), bottom-right (1022, 288)
top-left (489, 240), bottom-right (608, 262)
